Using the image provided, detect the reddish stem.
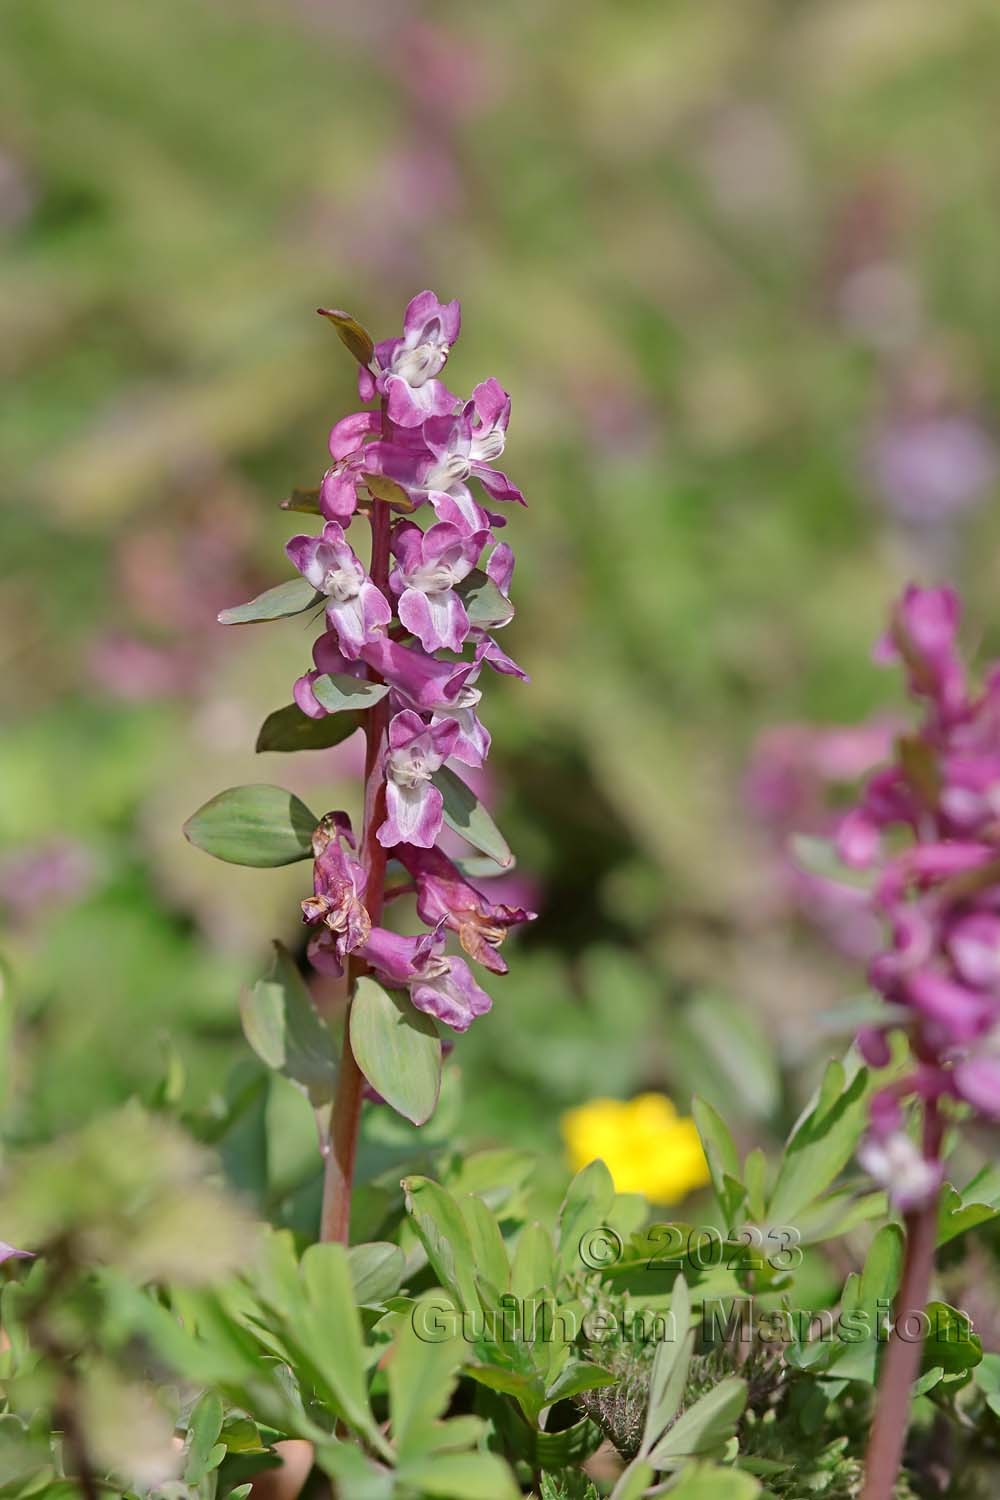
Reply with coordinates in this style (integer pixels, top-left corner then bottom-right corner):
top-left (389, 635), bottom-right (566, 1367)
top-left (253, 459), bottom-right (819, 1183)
top-left (319, 489), bottom-right (392, 1245)
top-left (860, 1101), bottom-right (944, 1500)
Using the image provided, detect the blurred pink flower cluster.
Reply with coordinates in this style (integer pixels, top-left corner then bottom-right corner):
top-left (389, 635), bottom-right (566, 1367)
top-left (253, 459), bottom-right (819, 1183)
top-left (834, 587), bottom-right (1000, 1206)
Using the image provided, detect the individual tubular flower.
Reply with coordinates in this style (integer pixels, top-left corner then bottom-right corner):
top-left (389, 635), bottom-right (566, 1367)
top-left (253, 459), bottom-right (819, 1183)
top-left (841, 585), bottom-right (1000, 1208)
top-left (394, 844), bottom-right (535, 973)
top-left (390, 520), bottom-right (486, 653)
top-left (361, 923), bottom-right (492, 1031)
top-left (286, 522), bottom-right (392, 658)
top-left (301, 814), bottom-right (371, 977)
top-left (319, 410), bottom-right (382, 521)
top-left (362, 290), bottom-right (461, 426)
top-left (378, 710), bottom-right (460, 849)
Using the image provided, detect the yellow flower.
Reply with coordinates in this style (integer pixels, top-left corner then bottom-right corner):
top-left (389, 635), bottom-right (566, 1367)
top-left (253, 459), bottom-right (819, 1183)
top-left (560, 1093), bottom-right (711, 1204)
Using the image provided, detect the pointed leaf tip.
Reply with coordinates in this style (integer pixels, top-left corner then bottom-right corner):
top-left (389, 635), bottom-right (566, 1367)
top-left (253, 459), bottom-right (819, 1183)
top-left (317, 308), bottom-right (376, 369)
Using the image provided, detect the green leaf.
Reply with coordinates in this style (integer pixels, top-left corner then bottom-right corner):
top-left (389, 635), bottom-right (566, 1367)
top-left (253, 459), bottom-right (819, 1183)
top-left (281, 486), bottom-right (322, 514)
top-left (348, 1241), bottom-right (406, 1306)
top-left (402, 1176), bottom-right (480, 1313)
top-left (299, 1243), bottom-right (380, 1443)
top-left (666, 1463), bottom-right (762, 1498)
top-left (350, 978), bottom-right (441, 1127)
top-left (511, 1222), bottom-right (556, 1298)
top-left (545, 1359), bottom-right (616, 1405)
top-left (454, 853), bottom-right (518, 879)
top-left (184, 785), bottom-right (317, 866)
top-left (683, 994), bottom-right (781, 1120)
top-left (455, 568), bottom-right (514, 630)
top-left (647, 1376), bottom-right (747, 1469)
top-left (433, 765), bottom-right (512, 867)
top-left (218, 577), bottom-right (321, 625)
top-left (768, 1060), bottom-right (870, 1224)
top-left (316, 1440), bottom-right (394, 1498)
top-left (744, 1148), bottom-right (767, 1222)
top-left (556, 1159), bottom-right (616, 1278)
top-left (241, 942), bottom-right (336, 1108)
top-left (642, 1274), bottom-right (693, 1453)
top-left (388, 1303), bottom-right (464, 1456)
top-left (692, 1097), bottom-right (745, 1226)
top-left (396, 1452), bottom-right (520, 1500)
top-left (317, 307), bottom-right (376, 368)
top-left (610, 1460), bottom-right (656, 1500)
top-left (312, 673), bottom-right (390, 713)
top-left (941, 1176), bottom-right (1000, 1248)
top-left (184, 1390), bottom-right (224, 1483)
top-left (922, 1300), bottom-right (981, 1379)
top-left (460, 1194), bottom-right (509, 1295)
top-left (256, 703), bottom-right (362, 753)
top-left (363, 472), bottom-right (416, 509)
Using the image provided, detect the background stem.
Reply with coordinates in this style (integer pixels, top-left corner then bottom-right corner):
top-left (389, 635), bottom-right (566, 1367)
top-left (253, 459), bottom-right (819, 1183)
top-left (860, 1101), bottom-right (943, 1500)
top-left (319, 492), bottom-right (392, 1245)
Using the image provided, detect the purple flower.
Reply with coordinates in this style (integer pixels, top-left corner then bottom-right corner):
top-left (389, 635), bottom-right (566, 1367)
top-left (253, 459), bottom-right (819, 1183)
top-left (319, 410), bottom-right (382, 521)
top-left (868, 408), bottom-right (997, 527)
top-left (875, 584), bottom-right (965, 722)
top-left (0, 1241), bottom-right (31, 1265)
top-left (395, 844), bottom-right (535, 973)
top-left (301, 813), bottom-right (371, 978)
top-left (378, 711), bottom-right (460, 849)
top-left (360, 636), bottom-right (475, 712)
top-left (857, 1131), bottom-right (944, 1212)
top-left (286, 522), bottom-right (392, 659)
top-left (431, 680), bottom-right (490, 767)
top-left (475, 634), bottom-right (528, 680)
top-left (390, 520), bottom-right (486, 653)
top-left (361, 924), bottom-right (492, 1032)
top-left (846, 585), bottom-right (1000, 1199)
top-left (419, 383), bottom-right (525, 508)
top-left (365, 290), bottom-right (461, 427)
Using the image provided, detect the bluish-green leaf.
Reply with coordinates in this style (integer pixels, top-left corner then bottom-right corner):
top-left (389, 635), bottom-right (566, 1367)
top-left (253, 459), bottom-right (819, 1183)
top-left (312, 673), bottom-right (390, 713)
top-left (256, 703), bottom-right (362, 753)
top-left (240, 942), bottom-right (336, 1108)
top-left (433, 765), bottom-right (512, 867)
top-left (184, 785), bottom-right (316, 866)
top-left (350, 978), bottom-right (441, 1127)
top-left (455, 568), bottom-right (514, 630)
top-left (218, 577), bottom-right (320, 625)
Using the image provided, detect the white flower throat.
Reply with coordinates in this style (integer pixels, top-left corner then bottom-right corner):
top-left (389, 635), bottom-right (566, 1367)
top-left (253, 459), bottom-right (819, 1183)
top-left (323, 565), bottom-right (361, 602)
